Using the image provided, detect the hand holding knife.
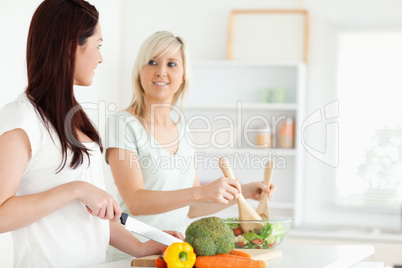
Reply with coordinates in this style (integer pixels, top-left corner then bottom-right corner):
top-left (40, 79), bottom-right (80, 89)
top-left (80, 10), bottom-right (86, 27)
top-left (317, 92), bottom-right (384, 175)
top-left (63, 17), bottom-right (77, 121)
top-left (120, 212), bottom-right (183, 246)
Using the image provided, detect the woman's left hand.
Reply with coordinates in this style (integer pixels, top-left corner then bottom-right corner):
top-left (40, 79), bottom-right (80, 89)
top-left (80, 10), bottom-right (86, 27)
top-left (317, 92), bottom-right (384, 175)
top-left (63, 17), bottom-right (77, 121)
top-left (164, 230), bottom-right (185, 241)
top-left (145, 230), bottom-right (185, 254)
top-left (241, 181), bottom-right (277, 201)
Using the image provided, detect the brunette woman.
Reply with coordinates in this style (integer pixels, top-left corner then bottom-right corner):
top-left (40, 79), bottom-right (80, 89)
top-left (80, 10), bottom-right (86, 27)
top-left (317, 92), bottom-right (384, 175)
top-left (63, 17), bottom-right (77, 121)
top-left (0, 1), bottom-right (181, 267)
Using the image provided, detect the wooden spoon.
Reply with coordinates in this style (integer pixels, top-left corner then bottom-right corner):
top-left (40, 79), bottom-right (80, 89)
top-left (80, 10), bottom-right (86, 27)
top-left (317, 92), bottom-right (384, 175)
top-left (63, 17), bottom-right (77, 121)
top-left (219, 157), bottom-right (264, 233)
top-left (256, 161), bottom-right (274, 220)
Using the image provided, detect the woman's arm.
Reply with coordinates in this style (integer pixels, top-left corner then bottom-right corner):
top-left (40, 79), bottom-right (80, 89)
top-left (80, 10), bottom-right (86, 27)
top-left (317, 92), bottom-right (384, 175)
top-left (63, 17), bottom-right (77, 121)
top-left (187, 174), bottom-right (238, 218)
top-left (188, 169), bottom-right (277, 218)
top-left (109, 220), bottom-right (184, 258)
top-left (107, 148), bottom-right (241, 216)
top-left (0, 129), bottom-right (121, 233)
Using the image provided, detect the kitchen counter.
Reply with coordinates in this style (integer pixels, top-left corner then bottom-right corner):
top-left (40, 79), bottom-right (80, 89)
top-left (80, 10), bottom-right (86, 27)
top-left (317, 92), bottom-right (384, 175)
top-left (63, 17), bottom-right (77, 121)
top-left (87, 244), bottom-right (378, 268)
top-left (289, 227), bottom-right (402, 243)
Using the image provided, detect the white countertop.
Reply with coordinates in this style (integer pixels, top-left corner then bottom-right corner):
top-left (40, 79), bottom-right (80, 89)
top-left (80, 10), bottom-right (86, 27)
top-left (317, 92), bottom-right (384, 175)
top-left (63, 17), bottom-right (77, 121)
top-left (289, 227), bottom-right (402, 243)
top-left (87, 244), bottom-right (378, 268)
top-left (265, 244), bottom-right (375, 268)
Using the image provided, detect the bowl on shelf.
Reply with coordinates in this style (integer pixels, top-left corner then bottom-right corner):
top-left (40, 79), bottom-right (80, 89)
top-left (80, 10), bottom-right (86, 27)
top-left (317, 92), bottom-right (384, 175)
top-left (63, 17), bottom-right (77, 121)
top-left (223, 217), bottom-right (292, 250)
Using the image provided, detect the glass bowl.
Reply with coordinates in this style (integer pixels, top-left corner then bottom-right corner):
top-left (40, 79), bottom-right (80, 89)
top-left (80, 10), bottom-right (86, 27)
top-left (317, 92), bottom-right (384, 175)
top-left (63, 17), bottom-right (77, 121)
top-left (223, 217), bottom-right (292, 249)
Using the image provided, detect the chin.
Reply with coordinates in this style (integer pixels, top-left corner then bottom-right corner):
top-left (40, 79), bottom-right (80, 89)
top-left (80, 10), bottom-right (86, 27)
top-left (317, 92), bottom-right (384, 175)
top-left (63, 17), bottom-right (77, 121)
top-left (74, 80), bottom-right (93, 87)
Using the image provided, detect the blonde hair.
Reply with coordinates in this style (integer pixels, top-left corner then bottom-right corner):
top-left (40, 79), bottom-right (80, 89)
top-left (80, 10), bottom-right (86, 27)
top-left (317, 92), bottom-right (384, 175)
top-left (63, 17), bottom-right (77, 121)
top-left (129, 31), bottom-right (192, 120)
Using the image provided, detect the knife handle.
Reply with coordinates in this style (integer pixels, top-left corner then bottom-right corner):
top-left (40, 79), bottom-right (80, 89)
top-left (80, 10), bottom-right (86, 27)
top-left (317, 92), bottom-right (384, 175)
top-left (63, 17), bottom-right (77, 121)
top-left (120, 212), bottom-right (128, 225)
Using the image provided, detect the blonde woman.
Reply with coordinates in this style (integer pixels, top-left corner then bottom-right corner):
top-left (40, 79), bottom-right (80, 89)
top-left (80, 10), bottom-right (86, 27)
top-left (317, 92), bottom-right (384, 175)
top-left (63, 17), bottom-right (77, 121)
top-left (106, 31), bottom-right (276, 238)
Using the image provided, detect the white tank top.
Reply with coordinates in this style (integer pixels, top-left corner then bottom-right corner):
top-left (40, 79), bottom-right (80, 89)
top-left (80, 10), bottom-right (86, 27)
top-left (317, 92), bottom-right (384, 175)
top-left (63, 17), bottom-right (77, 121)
top-left (0, 94), bottom-right (110, 267)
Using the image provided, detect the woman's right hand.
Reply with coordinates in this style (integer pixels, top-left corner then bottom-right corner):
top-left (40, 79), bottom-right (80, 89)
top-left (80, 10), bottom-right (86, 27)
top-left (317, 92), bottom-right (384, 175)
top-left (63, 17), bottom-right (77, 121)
top-left (198, 177), bottom-right (241, 204)
top-left (75, 181), bottom-right (122, 222)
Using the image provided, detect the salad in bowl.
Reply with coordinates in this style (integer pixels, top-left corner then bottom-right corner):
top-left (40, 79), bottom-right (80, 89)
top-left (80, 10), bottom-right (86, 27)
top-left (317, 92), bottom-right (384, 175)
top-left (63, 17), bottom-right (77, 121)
top-left (223, 217), bottom-right (292, 249)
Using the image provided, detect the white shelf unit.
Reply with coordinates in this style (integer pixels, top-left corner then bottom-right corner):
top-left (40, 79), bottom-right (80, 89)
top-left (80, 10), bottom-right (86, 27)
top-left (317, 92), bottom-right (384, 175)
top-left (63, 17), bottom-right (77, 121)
top-left (183, 60), bottom-right (306, 226)
top-left (185, 103), bottom-right (298, 111)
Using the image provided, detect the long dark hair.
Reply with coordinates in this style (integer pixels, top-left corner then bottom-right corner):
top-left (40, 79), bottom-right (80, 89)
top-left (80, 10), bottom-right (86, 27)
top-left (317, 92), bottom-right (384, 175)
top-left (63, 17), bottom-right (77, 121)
top-left (26, 0), bottom-right (102, 171)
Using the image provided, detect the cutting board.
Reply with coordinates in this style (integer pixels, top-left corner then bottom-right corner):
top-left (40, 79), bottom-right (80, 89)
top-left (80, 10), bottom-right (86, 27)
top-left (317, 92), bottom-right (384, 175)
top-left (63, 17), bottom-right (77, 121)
top-left (130, 248), bottom-right (282, 267)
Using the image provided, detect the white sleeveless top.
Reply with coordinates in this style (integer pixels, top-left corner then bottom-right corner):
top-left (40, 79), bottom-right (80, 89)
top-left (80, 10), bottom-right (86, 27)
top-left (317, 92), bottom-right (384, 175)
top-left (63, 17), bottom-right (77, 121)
top-left (0, 94), bottom-right (109, 267)
top-left (106, 111), bottom-right (196, 234)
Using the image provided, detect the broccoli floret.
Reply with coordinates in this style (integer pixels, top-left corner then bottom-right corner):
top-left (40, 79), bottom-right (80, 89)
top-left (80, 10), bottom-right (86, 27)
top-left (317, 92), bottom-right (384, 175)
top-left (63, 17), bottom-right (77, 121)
top-left (185, 217), bottom-right (234, 256)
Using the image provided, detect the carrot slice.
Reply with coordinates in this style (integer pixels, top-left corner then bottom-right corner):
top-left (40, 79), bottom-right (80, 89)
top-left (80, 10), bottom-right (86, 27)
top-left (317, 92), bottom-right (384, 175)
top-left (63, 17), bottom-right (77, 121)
top-left (229, 249), bottom-right (253, 258)
top-left (195, 254), bottom-right (266, 268)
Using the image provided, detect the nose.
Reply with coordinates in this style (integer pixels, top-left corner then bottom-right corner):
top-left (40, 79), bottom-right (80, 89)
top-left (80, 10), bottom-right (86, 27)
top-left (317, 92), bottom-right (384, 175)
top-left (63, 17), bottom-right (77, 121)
top-left (156, 65), bottom-right (167, 77)
top-left (99, 51), bottom-right (103, 64)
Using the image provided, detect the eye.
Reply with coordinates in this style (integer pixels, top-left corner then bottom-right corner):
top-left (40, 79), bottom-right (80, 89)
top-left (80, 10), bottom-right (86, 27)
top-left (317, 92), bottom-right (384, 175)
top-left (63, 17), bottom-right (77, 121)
top-left (148, 60), bottom-right (157, 65)
top-left (168, 62), bottom-right (177, 67)
top-left (97, 44), bottom-right (103, 49)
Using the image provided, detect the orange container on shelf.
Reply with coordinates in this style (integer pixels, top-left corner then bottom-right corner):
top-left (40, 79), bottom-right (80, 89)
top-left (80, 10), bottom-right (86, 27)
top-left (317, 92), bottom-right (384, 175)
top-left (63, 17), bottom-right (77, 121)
top-left (278, 118), bottom-right (295, 148)
top-left (255, 125), bottom-right (273, 148)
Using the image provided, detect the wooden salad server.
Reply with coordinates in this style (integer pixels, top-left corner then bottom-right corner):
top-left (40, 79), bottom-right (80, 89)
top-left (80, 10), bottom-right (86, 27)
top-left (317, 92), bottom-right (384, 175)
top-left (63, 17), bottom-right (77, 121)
top-left (219, 157), bottom-right (264, 233)
top-left (256, 161), bottom-right (274, 220)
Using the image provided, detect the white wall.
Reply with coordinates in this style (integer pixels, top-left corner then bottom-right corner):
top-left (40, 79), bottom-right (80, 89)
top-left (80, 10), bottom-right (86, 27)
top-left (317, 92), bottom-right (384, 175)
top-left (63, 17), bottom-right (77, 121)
top-left (0, 1), bottom-right (41, 108)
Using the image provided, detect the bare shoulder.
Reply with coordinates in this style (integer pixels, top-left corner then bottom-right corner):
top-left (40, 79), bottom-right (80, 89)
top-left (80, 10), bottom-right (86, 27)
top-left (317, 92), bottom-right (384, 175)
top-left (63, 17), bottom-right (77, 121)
top-left (0, 129), bottom-right (31, 158)
top-left (0, 129), bottom-right (31, 208)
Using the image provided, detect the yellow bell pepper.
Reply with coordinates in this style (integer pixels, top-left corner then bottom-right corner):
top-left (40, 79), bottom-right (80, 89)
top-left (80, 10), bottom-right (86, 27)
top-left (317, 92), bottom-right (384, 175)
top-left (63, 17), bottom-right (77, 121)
top-left (163, 242), bottom-right (196, 268)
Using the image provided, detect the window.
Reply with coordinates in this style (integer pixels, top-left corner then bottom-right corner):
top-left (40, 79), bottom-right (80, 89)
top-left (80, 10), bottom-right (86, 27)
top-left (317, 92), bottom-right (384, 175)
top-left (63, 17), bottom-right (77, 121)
top-left (335, 31), bottom-right (402, 228)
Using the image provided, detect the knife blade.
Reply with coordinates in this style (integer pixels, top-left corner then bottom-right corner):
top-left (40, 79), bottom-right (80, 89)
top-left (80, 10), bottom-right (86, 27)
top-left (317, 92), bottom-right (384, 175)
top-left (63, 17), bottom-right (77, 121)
top-left (120, 212), bottom-right (182, 246)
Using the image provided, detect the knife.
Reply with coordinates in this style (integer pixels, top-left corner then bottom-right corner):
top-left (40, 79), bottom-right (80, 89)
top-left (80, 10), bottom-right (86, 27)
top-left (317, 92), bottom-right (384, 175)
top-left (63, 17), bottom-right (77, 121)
top-left (120, 212), bottom-right (182, 246)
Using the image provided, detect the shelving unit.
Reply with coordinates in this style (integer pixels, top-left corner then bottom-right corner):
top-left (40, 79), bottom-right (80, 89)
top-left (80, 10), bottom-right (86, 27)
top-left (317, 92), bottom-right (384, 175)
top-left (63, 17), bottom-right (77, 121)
top-left (195, 148), bottom-right (297, 157)
top-left (183, 60), bottom-right (306, 226)
top-left (184, 103), bottom-right (298, 111)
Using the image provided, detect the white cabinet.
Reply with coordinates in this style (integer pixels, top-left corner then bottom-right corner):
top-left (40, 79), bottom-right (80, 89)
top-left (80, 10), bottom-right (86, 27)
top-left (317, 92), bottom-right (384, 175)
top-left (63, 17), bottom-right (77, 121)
top-left (183, 60), bottom-right (306, 226)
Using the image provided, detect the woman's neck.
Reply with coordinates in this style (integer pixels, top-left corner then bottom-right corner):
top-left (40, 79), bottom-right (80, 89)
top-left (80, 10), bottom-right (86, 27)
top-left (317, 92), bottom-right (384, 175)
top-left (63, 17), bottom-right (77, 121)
top-left (143, 101), bottom-right (173, 127)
